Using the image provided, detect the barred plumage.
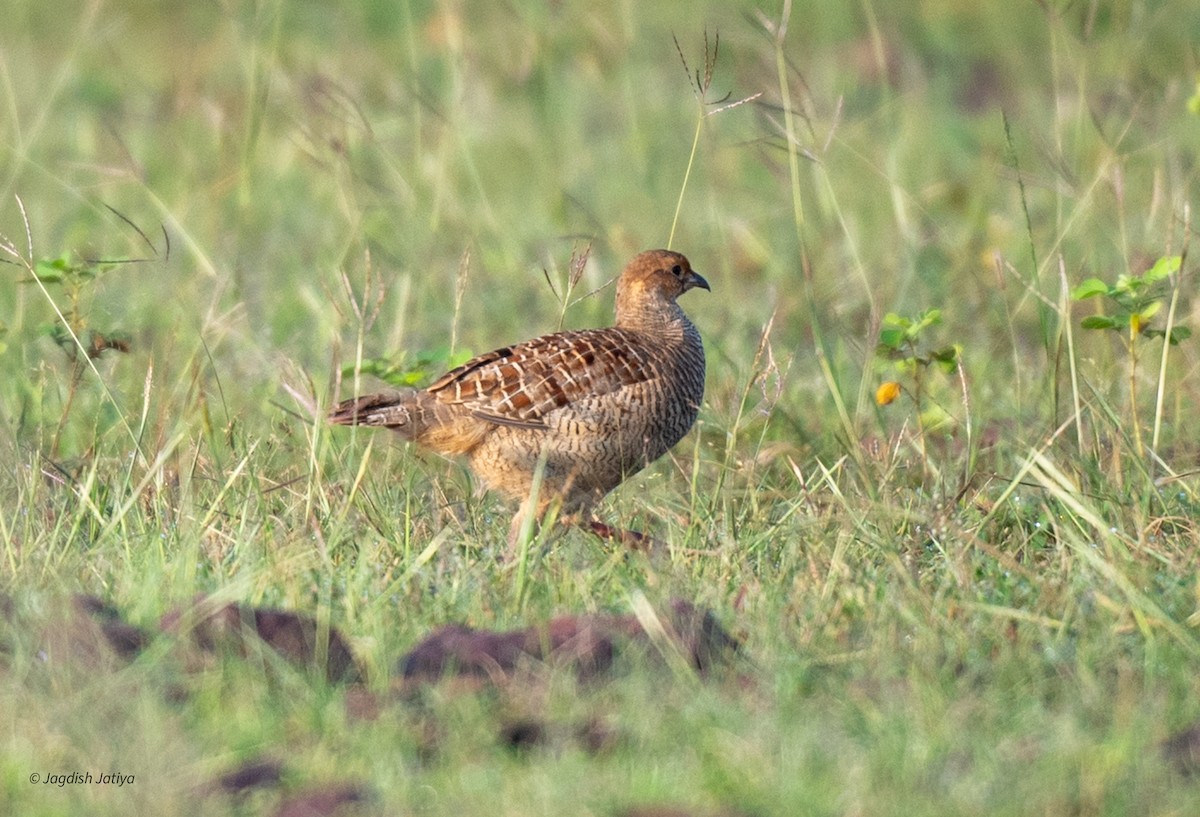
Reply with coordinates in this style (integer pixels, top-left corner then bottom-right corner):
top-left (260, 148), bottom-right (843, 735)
top-left (329, 249), bottom-right (709, 543)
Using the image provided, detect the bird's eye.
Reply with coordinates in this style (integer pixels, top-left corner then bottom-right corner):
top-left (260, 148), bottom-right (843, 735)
top-left (671, 264), bottom-right (683, 276)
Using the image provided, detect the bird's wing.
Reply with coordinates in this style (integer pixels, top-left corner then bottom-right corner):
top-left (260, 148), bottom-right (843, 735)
top-left (426, 328), bottom-right (654, 429)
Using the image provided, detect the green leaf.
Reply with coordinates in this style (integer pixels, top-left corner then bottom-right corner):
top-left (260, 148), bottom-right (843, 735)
top-left (907, 308), bottom-right (942, 338)
top-left (32, 256), bottom-right (98, 283)
top-left (1136, 301), bottom-right (1162, 322)
top-left (33, 258), bottom-right (70, 283)
top-left (392, 370), bottom-right (429, 386)
top-left (878, 328), bottom-right (906, 350)
top-left (931, 344), bottom-right (961, 373)
top-left (931, 345), bottom-right (956, 361)
top-left (918, 404), bottom-right (955, 432)
top-left (1113, 273), bottom-right (1138, 294)
top-left (446, 349), bottom-right (474, 369)
top-left (1080, 316), bottom-right (1118, 331)
top-left (1143, 255), bottom-right (1181, 283)
top-left (42, 323), bottom-right (78, 357)
top-left (882, 313), bottom-right (910, 330)
top-left (1070, 278), bottom-right (1110, 300)
top-left (1144, 326), bottom-right (1193, 345)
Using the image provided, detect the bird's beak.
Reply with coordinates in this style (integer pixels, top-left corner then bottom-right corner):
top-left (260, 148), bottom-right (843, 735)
top-left (684, 270), bottom-right (711, 293)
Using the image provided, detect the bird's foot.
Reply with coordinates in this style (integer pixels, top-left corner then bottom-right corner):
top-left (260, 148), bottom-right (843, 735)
top-left (585, 520), bottom-right (660, 551)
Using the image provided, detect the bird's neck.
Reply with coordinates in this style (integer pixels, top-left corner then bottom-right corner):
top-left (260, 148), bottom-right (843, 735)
top-left (615, 300), bottom-right (690, 335)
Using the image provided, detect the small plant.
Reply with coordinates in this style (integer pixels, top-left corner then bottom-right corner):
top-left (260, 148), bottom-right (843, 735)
top-left (669, 29), bottom-right (724, 251)
top-left (874, 307), bottom-right (964, 473)
top-left (875, 308), bottom-right (961, 417)
top-left (540, 243), bottom-right (594, 330)
top-left (1071, 256), bottom-right (1188, 345)
top-left (1071, 254), bottom-right (1189, 455)
top-left (22, 254), bottom-right (135, 458)
top-left (1, 201), bottom-right (163, 459)
top-left (342, 346), bottom-right (474, 389)
top-left (32, 255), bottom-right (133, 361)
top-left (668, 29), bottom-right (760, 249)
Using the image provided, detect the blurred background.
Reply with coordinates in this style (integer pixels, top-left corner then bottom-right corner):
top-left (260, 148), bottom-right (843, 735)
top-left (2, 0), bottom-right (1199, 458)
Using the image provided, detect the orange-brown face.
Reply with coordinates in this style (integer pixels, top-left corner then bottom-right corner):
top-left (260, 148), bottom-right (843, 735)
top-left (620, 249), bottom-right (710, 304)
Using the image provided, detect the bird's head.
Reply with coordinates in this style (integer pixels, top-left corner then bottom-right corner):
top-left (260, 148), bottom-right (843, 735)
top-left (615, 249), bottom-right (709, 327)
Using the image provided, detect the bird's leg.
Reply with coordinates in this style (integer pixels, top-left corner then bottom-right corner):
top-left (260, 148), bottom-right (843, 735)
top-left (584, 519), bottom-right (660, 551)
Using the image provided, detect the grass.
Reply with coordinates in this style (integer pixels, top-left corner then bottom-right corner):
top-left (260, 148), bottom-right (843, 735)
top-left (3, 0), bottom-right (1200, 814)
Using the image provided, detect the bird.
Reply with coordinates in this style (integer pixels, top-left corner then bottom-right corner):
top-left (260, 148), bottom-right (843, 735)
top-left (328, 249), bottom-right (709, 547)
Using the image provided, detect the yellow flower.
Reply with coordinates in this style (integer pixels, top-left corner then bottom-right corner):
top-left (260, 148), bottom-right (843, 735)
top-left (876, 381), bottom-right (902, 406)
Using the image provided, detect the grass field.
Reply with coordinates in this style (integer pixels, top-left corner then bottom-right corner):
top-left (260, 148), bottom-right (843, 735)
top-left (4, 1), bottom-right (1200, 815)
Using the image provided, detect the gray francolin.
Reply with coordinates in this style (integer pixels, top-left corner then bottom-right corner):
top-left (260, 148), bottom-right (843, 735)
top-left (329, 249), bottom-right (709, 546)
